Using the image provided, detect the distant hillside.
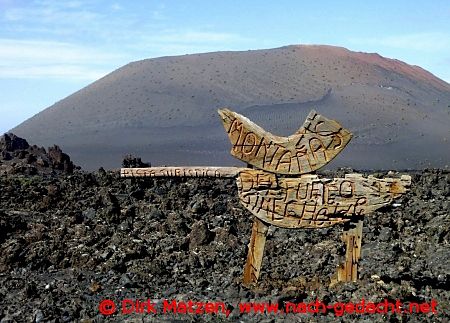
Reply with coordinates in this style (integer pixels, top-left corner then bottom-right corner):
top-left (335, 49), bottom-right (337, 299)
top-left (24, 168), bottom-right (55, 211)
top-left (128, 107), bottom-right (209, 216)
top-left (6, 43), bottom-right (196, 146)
top-left (11, 45), bottom-right (450, 170)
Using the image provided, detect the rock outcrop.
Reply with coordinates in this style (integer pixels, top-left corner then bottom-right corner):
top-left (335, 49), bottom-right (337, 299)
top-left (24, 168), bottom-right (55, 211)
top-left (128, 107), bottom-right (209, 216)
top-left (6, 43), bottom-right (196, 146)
top-left (0, 133), bottom-right (77, 175)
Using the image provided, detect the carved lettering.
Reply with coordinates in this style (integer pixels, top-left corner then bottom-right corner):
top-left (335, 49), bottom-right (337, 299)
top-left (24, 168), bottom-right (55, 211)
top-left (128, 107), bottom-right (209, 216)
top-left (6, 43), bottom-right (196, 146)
top-left (275, 150), bottom-right (292, 172)
top-left (242, 132), bottom-right (257, 155)
top-left (236, 169), bottom-right (411, 229)
top-left (120, 167), bottom-right (244, 178)
top-left (325, 184), bottom-right (339, 204)
top-left (339, 180), bottom-right (354, 197)
top-left (218, 108), bottom-right (353, 175)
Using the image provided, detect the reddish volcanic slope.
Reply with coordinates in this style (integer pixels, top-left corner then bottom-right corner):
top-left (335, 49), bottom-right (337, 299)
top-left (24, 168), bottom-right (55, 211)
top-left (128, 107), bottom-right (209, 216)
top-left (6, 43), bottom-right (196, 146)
top-left (11, 45), bottom-right (450, 170)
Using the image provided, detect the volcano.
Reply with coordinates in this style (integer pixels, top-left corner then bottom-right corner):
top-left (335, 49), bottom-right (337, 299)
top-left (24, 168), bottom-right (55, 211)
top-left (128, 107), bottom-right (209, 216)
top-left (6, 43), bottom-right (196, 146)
top-left (11, 45), bottom-right (450, 170)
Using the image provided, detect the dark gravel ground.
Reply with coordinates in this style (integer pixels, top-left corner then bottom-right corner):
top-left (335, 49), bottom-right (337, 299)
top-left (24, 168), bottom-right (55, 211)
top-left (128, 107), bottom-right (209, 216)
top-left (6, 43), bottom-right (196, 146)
top-left (0, 165), bottom-right (449, 322)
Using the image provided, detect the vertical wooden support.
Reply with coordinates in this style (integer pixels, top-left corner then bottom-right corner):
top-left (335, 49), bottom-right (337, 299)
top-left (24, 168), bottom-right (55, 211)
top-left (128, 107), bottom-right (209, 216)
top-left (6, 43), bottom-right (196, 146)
top-left (336, 218), bottom-right (364, 282)
top-left (243, 217), bottom-right (269, 286)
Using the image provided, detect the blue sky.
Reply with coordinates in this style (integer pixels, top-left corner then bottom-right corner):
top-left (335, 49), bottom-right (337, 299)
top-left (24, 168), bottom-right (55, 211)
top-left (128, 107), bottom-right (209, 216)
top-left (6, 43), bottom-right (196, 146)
top-left (1, 0), bottom-right (449, 133)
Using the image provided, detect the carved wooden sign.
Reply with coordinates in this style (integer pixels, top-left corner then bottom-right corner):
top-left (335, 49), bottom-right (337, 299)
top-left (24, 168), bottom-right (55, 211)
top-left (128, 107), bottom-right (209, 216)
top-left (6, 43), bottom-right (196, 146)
top-left (218, 108), bottom-right (352, 174)
top-left (120, 108), bottom-right (411, 286)
top-left (121, 166), bottom-right (244, 178)
top-left (237, 170), bottom-right (410, 229)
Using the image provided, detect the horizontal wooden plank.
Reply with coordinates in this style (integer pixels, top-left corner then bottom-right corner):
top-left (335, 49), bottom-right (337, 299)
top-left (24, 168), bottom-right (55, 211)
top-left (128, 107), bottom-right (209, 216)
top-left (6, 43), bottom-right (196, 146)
top-left (236, 169), bottom-right (411, 229)
top-left (120, 166), bottom-right (246, 178)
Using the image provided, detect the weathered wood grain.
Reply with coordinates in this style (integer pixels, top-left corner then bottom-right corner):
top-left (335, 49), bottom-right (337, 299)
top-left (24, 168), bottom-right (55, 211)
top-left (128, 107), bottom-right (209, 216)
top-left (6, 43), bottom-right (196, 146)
top-left (242, 217), bottom-right (269, 286)
top-left (218, 108), bottom-right (353, 175)
top-left (236, 169), bottom-right (411, 229)
top-left (120, 166), bottom-right (245, 178)
top-left (337, 219), bottom-right (364, 282)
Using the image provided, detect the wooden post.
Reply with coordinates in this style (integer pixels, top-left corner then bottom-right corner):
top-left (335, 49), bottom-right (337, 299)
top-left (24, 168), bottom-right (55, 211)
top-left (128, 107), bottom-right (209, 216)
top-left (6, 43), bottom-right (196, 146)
top-left (243, 217), bottom-right (269, 286)
top-left (336, 217), bottom-right (364, 282)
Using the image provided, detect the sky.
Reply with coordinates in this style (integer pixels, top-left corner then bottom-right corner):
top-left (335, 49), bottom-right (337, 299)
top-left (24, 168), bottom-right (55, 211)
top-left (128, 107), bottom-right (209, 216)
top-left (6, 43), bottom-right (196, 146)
top-left (1, 0), bottom-right (449, 134)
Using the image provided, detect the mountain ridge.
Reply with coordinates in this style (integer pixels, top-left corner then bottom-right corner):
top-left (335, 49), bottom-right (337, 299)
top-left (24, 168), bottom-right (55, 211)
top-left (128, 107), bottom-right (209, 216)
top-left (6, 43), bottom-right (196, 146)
top-left (11, 44), bottom-right (450, 170)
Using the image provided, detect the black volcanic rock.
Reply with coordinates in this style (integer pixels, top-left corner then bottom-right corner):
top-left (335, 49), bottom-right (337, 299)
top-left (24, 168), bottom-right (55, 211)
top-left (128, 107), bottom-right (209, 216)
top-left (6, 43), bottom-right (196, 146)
top-left (0, 168), bottom-right (448, 322)
top-left (10, 45), bottom-right (450, 170)
top-left (47, 145), bottom-right (74, 173)
top-left (121, 154), bottom-right (151, 168)
top-left (189, 220), bottom-right (215, 249)
top-left (0, 133), bottom-right (29, 151)
top-left (0, 133), bottom-right (77, 175)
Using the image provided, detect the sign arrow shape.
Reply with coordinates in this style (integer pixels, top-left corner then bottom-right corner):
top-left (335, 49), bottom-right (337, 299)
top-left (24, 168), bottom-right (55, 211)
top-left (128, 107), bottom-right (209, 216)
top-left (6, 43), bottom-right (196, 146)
top-left (218, 108), bottom-right (353, 175)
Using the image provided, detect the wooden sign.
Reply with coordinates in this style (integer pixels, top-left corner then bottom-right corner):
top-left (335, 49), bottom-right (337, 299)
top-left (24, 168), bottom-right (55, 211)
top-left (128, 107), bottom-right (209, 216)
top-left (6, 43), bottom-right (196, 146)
top-left (218, 108), bottom-right (352, 175)
top-left (120, 108), bottom-right (411, 286)
top-left (237, 170), bottom-right (411, 229)
top-left (121, 166), bottom-right (244, 178)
